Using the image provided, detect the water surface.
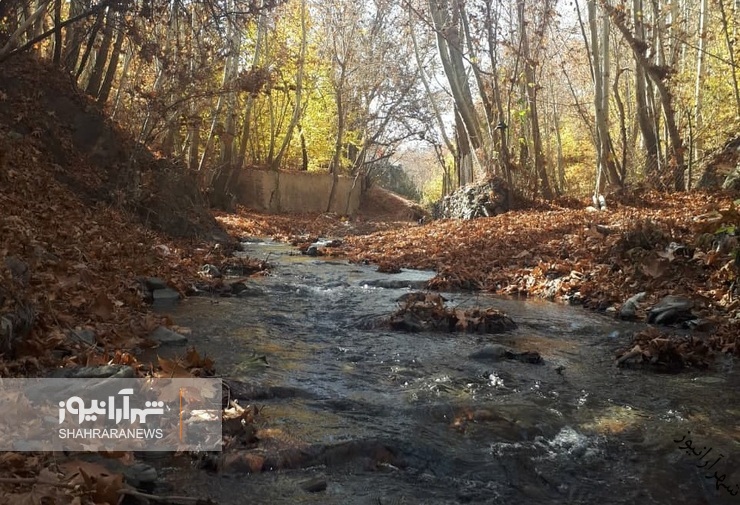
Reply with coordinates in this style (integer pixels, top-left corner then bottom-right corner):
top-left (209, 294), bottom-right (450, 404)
top-left (158, 240), bottom-right (740, 504)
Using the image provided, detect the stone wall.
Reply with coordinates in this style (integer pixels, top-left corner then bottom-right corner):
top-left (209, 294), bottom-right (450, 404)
top-left (235, 169), bottom-right (363, 215)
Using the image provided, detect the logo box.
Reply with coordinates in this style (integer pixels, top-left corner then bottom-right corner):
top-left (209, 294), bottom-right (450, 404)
top-left (0, 378), bottom-right (223, 452)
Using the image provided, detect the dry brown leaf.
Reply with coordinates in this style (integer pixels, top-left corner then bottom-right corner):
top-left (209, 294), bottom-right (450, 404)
top-left (0, 452), bottom-right (34, 471)
top-left (91, 292), bottom-right (115, 321)
top-left (157, 356), bottom-right (194, 378)
top-left (641, 257), bottom-right (668, 278)
top-left (0, 491), bottom-right (45, 505)
top-left (183, 347), bottom-right (215, 371)
top-left (61, 460), bottom-right (125, 505)
top-left (0, 468), bottom-right (72, 505)
top-left (704, 250), bottom-right (721, 266)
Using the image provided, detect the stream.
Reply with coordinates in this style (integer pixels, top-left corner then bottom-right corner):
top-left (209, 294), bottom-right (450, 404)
top-left (155, 239), bottom-right (740, 504)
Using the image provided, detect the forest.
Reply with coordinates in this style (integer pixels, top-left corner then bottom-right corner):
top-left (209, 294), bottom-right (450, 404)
top-left (2, 0), bottom-right (740, 504)
top-left (3, 0), bottom-right (740, 201)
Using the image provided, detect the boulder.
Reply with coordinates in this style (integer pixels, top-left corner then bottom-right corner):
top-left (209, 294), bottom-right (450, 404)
top-left (433, 177), bottom-right (509, 220)
top-left (388, 292), bottom-right (516, 334)
top-left (67, 328), bottom-right (96, 346)
top-left (722, 164), bottom-right (740, 190)
top-left (306, 245), bottom-right (320, 256)
top-left (150, 326), bottom-right (187, 345)
top-left (618, 292), bottom-right (646, 321)
top-left (469, 344), bottom-right (542, 364)
top-left (301, 478), bottom-right (328, 493)
top-left (469, 344), bottom-right (510, 360)
top-left (363, 278), bottom-right (430, 290)
top-left (143, 277), bottom-right (168, 291)
top-left (151, 287), bottom-right (181, 305)
top-left (235, 285), bottom-right (266, 298)
top-left (199, 264), bottom-right (222, 278)
top-left (647, 295), bottom-right (695, 325)
top-left (697, 136), bottom-right (740, 189)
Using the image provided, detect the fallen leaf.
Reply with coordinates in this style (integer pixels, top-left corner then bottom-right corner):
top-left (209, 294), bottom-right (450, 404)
top-left (91, 292), bottom-right (115, 321)
top-left (641, 257), bottom-right (668, 278)
top-left (157, 356), bottom-right (194, 378)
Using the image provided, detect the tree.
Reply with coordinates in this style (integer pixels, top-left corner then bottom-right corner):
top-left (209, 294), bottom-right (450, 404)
top-left (603, 1), bottom-right (685, 191)
top-left (517, 0), bottom-right (553, 199)
top-left (584, 0), bottom-right (621, 192)
top-left (409, 1), bottom-right (457, 194)
top-left (428, 0), bottom-right (484, 185)
top-left (271, 0), bottom-right (307, 170)
top-left (318, 0), bottom-right (428, 210)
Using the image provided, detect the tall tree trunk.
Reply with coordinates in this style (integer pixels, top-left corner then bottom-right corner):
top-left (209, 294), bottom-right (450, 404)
top-left (326, 26), bottom-right (350, 212)
top-left (267, 93), bottom-right (277, 163)
top-left (692, 0), bottom-right (709, 175)
top-left (550, 82), bottom-right (565, 193)
top-left (52, 0), bottom-right (62, 64)
top-left (111, 45), bottom-right (134, 119)
top-left (632, 0), bottom-right (660, 178)
top-left (236, 0), bottom-right (268, 169)
top-left (0, 0), bottom-right (50, 61)
top-left (74, 9), bottom-right (104, 81)
top-left (667, 0), bottom-right (682, 68)
top-left (588, 0), bottom-right (605, 193)
top-left (409, 3), bottom-right (456, 163)
top-left (613, 67), bottom-right (629, 181)
top-left (221, 13), bottom-right (241, 168)
top-left (139, 63), bottom-right (167, 143)
top-left (62, 0), bottom-right (84, 71)
top-left (410, 2), bottom-right (457, 196)
top-left (198, 8), bottom-right (239, 177)
top-left (210, 15), bottom-right (245, 208)
top-left (86, 7), bottom-right (114, 97)
top-left (459, 0), bottom-right (495, 175)
top-left (97, 20), bottom-right (124, 104)
top-left (30, 0), bottom-right (45, 42)
top-left (518, 0), bottom-right (552, 199)
top-left (718, 0), bottom-right (740, 117)
top-left (187, 117), bottom-right (201, 172)
top-left (455, 108), bottom-right (473, 187)
top-left (428, 0), bottom-right (484, 183)
top-left (326, 85), bottom-right (345, 211)
top-left (605, 1), bottom-right (685, 190)
top-left (587, 0), bottom-right (620, 192)
top-left (298, 122), bottom-right (309, 171)
top-left (486, 0), bottom-right (513, 205)
top-left (182, 11), bottom-right (200, 173)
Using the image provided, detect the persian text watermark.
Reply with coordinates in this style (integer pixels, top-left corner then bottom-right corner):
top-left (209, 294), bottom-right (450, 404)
top-left (674, 430), bottom-right (738, 498)
top-left (0, 378), bottom-right (222, 451)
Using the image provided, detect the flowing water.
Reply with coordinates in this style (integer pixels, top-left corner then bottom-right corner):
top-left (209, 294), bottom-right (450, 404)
top-left (156, 240), bottom-right (740, 504)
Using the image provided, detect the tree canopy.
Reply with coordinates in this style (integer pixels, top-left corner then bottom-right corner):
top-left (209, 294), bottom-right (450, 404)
top-left (1, 0), bottom-right (739, 202)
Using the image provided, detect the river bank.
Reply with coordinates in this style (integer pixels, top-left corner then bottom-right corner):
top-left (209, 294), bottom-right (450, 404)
top-left (217, 189), bottom-right (740, 369)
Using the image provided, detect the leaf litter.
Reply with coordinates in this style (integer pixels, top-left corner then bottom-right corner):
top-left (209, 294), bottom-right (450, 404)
top-left (2, 53), bottom-right (740, 503)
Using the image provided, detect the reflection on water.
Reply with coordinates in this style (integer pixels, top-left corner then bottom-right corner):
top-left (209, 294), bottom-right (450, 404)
top-left (159, 240), bottom-right (740, 504)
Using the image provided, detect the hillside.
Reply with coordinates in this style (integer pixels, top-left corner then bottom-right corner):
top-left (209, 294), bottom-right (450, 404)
top-left (0, 54), bottom-right (245, 376)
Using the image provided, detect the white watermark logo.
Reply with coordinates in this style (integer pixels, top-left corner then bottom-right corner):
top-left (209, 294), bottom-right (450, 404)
top-left (0, 378), bottom-right (222, 451)
top-left (58, 388), bottom-right (166, 425)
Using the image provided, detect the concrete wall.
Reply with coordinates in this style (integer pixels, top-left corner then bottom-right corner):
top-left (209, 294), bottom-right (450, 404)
top-left (235, 169), bottom-right (362, 215)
